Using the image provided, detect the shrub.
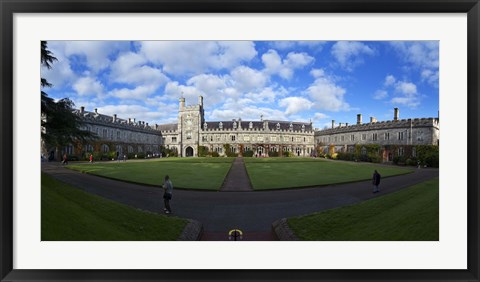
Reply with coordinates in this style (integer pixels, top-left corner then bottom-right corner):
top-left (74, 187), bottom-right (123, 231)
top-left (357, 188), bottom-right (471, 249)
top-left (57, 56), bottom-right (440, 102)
top-left (198, 146), bottom-right (209, 157)
top-left (268, 151), bottom-right (279, 157)
top-left (243, 150), bottom-right (254, 157)
top-left (211, 151), bottom-right (219, 157)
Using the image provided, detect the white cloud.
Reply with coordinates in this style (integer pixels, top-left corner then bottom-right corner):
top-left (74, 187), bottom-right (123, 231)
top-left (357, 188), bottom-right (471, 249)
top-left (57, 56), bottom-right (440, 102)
top-left (279, 97), bottom-right (314, 115)
top-left (395, 81), bottom-right (417, 96)
top-left (374, 90), bottom-right (388, 100)
top-left (269, 41), bottom-right (326, 52)
top-left (377, 75), bottom-right (421, 108)
top-left (108, 52), bottom-right (170, 100)
top-left (262, 49), bottom-right (314, 80)
top-left (384, 75), bottom-right (396, 86)
top-left (310, 68), bottom-right (325, 78)
top-left (421, 69), bottom-right (439, 86)
top-left (284, 52), bottom-right (315, 69)
top-left (245, 87), bottom-right (286, 104)
top-left (97, 104), bottom-right (167, 124)
top-left (390, 97), bottom-right (420, 108)
top-left (210, 105), bottom-right (287, 121)
top-left (73, 77), bottom-right (104, 97)
top-left (390, 41), bottom-right (439, 86)
top-left (62, 41), bottom-right (129, 72)
top-left (108, 85), bottom-right (159, 100)
top-left (164, 81), bottom-right (205, 102)
top-left (230, 66), bottom-right (268, 91)
top-left (139, 41), bottom-right (257, 76)
top-left (331, 41), bottom-right (375, 71)
top-left (40, 49), bottom-right (76, 89)
top-left (306, 71), bottom-right (350, 112)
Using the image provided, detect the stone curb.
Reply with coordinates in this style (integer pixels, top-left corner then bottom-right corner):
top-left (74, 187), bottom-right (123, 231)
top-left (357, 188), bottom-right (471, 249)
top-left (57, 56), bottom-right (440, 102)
top-left (177, 219), bottom-right (204, 241)
top-left (272, 218), bottom-right (299, 241)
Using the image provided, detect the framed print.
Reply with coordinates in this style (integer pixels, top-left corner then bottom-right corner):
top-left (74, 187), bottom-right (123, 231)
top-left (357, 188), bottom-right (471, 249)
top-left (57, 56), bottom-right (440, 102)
top-left (1, 0), bottom-right (479, 281)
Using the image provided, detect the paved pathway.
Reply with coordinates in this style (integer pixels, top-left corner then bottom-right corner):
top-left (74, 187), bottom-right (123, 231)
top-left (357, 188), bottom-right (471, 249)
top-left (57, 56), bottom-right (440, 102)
top-left (41, 162), bottom-right (438, 241)
top-left (220, 157), bottom-right (253, 192)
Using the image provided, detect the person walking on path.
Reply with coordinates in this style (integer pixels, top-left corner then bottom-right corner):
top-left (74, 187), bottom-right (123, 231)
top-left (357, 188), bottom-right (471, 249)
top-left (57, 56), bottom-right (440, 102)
top-left (162, 175), bottom-right (173, 214)
top-left (62, 154), bottom-right (68, 165)
top-left (372, 170), bottom-right (381, 193)
top-left (89, 154), bottom-right (93, 163)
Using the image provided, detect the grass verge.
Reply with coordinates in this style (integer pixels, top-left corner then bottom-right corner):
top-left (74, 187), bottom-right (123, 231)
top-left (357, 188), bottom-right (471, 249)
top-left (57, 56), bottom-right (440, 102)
top-left (41, 173), bottom-right (188, 240)
top-left (67, 157), bottom-right (234, 190)
top-left (287, 178), bottom-right (439, 240)
top-left (244, 158), bottom-right (413, 190)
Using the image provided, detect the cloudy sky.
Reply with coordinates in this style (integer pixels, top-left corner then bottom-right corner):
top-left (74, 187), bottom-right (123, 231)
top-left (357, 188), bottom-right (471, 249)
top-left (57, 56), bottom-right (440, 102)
top-left (41, 41), bottom-right (439, 129)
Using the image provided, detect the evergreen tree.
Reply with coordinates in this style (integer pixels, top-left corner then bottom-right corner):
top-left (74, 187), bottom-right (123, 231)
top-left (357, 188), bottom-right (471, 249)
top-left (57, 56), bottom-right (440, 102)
top-left (41, 41), bottom-right (96, 157)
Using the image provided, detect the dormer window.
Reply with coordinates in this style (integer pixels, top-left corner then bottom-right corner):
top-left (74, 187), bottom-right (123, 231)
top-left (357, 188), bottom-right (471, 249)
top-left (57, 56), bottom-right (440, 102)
top-left (233, 121), bottom-right (237, 129)
top-left (249, 122), bottom-right (253, 129)
top-left (289, 123), bottom-right (293, 131)
top-left (219, 122), bottom-right (223, 129)
top-left (204, 122), bottom-right (208, 130)
top-left (301, 124), bottom-right (305, 132)
top-left (276, 123), bottom-right (281, 130)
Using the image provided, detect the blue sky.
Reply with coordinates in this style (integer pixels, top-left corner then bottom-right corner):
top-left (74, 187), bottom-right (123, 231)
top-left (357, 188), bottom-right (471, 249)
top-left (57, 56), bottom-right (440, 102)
top-left (41, 41), bottom-right (439, 129)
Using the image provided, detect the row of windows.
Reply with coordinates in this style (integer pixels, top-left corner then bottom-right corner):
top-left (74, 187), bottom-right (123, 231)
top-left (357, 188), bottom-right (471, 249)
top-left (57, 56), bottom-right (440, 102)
top-left (321, 131), bottom-right (425, 143)
top-left (197, 135), bottom-right (312, 143)
top-left (85, 126), bottom-right (159, 143)
top-left (209, 122), bottom-right (306, 131)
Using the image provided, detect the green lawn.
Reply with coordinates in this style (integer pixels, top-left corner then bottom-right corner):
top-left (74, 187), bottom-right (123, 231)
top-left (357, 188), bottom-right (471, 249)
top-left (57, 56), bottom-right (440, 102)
top-left (287, 178), bottom-right (439, 241)
top-left (41, 173), bottom-right (188, 241)
top-left (67, 157), bottom-right (234, 190)
top-left (244, 158), bottom-right (413, 190)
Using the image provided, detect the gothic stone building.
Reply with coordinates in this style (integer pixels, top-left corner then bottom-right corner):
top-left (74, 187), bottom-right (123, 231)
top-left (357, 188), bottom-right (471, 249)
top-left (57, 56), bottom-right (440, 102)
top-left (158, 96), bottom-right (316, 157)
top-left (54, 96), bottom-right (315, 159)
top-left (50, 98), bottom-right (438, 162)
top-left (314, 108), bottom-right (440, 162)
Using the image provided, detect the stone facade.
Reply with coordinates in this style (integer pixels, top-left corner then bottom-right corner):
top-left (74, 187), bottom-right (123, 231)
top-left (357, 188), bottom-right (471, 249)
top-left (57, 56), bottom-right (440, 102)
top-left (314, 108), bottom-right (439, 162)
top-left (49, 98), bottom-right (437, 162)
top-left (160, 96), bottom-right (316, 157)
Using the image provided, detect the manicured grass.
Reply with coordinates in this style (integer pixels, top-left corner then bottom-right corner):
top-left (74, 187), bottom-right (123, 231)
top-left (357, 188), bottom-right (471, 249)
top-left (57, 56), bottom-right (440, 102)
top-left (244, 158), bottom-right (413, 190)
top-left (41, 173), bottom-right (188, 241)
top-left (67, 157), bottom-right (234, 190)
top-left (287, 178), bottom-right (439, 241)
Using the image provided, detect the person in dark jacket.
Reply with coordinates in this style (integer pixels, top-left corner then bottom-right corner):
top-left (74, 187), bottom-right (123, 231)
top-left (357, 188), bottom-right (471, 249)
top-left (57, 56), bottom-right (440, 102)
top-left (162, 175), bottom-right (173, 214)
top-left (372, 170), bottom-right (381, 193)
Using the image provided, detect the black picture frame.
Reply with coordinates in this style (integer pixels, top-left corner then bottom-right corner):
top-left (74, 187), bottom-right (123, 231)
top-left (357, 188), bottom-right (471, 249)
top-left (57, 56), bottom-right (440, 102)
top-left (1, 0), bottom-right (479, 281)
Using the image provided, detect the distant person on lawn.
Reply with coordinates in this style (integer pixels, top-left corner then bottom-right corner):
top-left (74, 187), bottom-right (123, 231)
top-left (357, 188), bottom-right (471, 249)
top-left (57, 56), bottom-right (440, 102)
top-left (162, 175), bottom-right (173, 214)
top-left (372, 170), bottom-right (381, 193)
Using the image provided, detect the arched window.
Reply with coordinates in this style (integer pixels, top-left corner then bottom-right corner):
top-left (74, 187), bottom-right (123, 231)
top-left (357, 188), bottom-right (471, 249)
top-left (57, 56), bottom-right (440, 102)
top-left (101, 144), bottom-right (109, 153)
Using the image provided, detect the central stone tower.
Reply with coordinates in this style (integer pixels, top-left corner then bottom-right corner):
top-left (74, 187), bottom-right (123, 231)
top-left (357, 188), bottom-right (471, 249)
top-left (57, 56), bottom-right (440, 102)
top-left (177, 96), bottom-right (205, 157)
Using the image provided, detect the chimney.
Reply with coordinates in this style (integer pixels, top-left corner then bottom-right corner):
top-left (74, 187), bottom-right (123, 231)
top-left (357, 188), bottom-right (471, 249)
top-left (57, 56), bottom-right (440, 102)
top-left (113, 114), bottom-right (117, 123)
top-left (94, 108), bottom-right (98, 114)
top-left (179, 97), bottom-right (185, 111)
top-left (133, 118), bottom-right (136, 124)
top-left (146, 122), bottom-right (149, 127)
top-left (357, 114), bottom-right (362, 125)
top-left (346, 123), bottom-right (349, 127)
top-left (331, 120), bottom-right (335, 129)
top-left (339, 123), bottom-right (343, 127)
top-left (370, 117), bottom-right (377, 123)
top-left (198, 96), bottom-right (203, 107)
top-left (155, 124), bottom-right (158, 130)
top-left (394, 108), bottom-right (399, 121)
top-left (128, 118), bottom-right (131, 124)
top-left (80, 106), bottom-right (85, 113)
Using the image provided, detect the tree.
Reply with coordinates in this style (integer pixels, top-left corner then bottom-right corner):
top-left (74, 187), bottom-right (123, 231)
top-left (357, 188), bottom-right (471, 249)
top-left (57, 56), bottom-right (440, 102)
top-left (41, 41), bottom-right (96, 158)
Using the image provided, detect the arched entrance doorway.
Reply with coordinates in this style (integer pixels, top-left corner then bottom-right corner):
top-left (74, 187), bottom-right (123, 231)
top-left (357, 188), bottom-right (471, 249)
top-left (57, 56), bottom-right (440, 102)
top-left (185, 146), bottom-right (194, 157)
